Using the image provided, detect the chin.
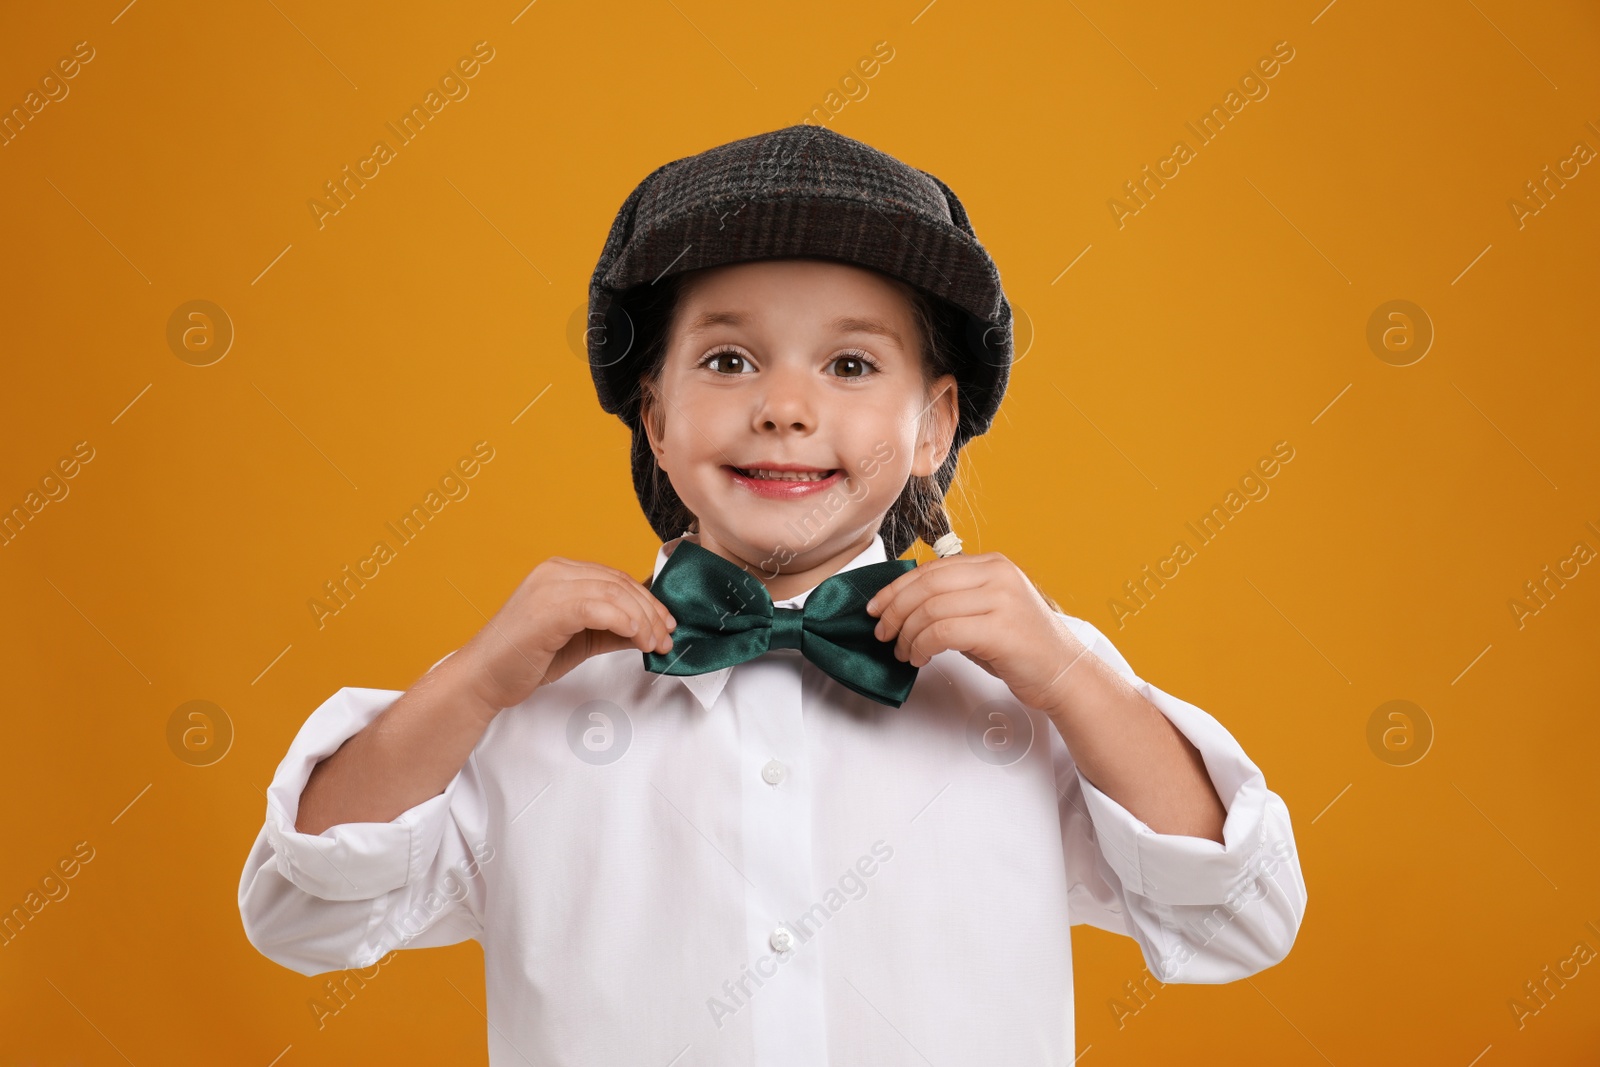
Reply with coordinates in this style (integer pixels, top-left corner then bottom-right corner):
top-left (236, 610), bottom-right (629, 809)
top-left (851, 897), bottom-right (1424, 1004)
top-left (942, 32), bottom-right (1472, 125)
top-left (726, 518), bottom-right (878, 572)
top-left (718, 525), bottom-right (805, 568)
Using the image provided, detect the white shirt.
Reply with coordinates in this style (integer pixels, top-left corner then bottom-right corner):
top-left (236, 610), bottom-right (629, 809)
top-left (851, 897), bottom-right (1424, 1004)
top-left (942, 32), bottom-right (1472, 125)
top-left (238, 531), bottom-right (1307, 1065)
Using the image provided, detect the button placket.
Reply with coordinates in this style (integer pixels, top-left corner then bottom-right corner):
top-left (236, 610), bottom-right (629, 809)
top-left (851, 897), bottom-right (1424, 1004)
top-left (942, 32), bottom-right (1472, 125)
top-left (730, 651), bottom-right (826, 1065)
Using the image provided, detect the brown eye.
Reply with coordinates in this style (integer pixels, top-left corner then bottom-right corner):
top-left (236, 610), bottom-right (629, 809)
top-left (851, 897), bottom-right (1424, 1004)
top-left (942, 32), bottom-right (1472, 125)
top-left (831, 353), bottom-right (879, 379)
top-left (700, 350), bottom-right (753, 374)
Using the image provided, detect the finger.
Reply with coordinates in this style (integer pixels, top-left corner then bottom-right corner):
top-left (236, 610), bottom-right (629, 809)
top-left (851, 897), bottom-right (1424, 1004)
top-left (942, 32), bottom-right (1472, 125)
top-left (872, 559), bottom-right (987, 639)
top-left (603, 563), bottom-right (678, 633)
top-left (549, 558), bottom-right (670, 636)
top-left (894, 589), bottom-right (994, 663)
top-left (568, 578), bottom-right (671, 653)
top-left (864, 568), bottom-right (915, 616)
top-left (568, 594), bottom-right (643, 654)
top-left (612, 578), bottom-right (677, 654)
top-left (590, 566), bottom-right (677, 650)
top-left (898, 611), bottom-right (991, 668)
top-left (892, 588), bottom-right (994, 659)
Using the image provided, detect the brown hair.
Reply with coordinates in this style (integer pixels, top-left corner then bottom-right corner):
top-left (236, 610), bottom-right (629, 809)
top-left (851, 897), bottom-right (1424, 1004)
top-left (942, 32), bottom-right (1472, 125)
top-left (623, 263), bottom-right (965, 559)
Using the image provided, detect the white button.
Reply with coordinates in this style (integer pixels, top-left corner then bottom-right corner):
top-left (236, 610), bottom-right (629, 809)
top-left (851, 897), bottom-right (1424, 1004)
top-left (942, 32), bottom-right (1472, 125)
top-left (769, 925), bottom-right (794, 953)
top-left (761, 759), bottom-right (787, 785)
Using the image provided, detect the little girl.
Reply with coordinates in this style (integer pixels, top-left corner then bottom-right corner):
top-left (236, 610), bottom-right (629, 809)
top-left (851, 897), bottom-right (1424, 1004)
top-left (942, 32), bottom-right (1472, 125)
top-left (240, 125), bottom-right (1306, 1065)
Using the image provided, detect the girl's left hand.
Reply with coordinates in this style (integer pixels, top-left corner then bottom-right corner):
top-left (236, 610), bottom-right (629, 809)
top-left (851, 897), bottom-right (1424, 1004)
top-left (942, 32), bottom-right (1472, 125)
top-left (864, 552), bottom-right (1086, 715)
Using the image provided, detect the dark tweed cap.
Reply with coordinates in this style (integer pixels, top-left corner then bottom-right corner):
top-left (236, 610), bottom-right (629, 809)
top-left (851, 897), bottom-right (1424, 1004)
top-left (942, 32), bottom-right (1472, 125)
top-left (586, 124), bottom-right (1013, 552)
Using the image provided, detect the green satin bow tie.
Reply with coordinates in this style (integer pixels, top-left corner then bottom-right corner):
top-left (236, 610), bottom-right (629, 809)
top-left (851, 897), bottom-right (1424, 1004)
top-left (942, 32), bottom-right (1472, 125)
top-left (643, 540), bottom-right (920, 707)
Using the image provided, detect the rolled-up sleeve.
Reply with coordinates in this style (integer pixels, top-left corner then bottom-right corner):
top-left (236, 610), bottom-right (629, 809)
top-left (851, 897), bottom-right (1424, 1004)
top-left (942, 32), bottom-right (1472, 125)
top-left (238, 662), bottom-right (489, 976)
top-left (1055, 616), bottom-right (1307, 984)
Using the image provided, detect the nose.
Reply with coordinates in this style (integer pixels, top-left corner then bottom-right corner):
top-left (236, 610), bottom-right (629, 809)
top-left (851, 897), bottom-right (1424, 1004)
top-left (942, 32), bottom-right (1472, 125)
top-left (751, 361), bottom-right (818, 432)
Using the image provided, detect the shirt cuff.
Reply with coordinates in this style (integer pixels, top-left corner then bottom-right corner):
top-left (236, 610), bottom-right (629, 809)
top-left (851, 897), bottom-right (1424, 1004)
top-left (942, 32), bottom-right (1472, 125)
top-left (1072, 674), bottom-right (1276, 907)
top-left (1057, 614), bottom-right (1293, 907)
top-left (262, 685), bottom-right (461, 902)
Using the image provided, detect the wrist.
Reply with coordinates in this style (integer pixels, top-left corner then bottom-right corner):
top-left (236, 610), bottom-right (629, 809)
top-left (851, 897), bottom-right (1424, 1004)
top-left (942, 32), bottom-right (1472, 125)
top-left (1036, 634), bottom-right (1099, 724)
top-left (435, 647), bottom-right (508, 725)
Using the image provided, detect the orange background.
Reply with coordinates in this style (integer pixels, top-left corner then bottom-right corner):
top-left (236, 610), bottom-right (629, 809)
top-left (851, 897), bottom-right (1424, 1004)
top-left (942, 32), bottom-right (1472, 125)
top-left (3, 0), bottom-right (1597, 1063)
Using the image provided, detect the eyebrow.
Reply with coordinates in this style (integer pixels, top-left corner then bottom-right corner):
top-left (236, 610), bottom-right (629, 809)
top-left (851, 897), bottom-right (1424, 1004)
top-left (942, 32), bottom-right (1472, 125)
top-left (683, 311), bottom-right (746, 337)
top-left (828, 315), bottom-right (905, 350)
top-left (682, 311), bottom-right (905, 349)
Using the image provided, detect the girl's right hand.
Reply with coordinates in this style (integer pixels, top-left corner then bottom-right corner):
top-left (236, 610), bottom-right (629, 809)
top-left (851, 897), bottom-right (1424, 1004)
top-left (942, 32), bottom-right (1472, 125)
top-left (453, 557), bottom-right (676, 714)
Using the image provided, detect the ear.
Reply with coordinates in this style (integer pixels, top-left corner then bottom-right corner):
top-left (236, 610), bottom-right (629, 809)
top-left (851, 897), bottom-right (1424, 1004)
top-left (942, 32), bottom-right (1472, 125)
top-left (912, 374), bottom-right (959, 477)
top-left (640, 390), bottom-right (666, 462)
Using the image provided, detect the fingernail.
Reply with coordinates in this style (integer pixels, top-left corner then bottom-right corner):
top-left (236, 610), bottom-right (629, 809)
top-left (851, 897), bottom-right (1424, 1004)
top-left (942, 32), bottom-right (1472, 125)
top-left (865, 599), bottom-right (878, 614)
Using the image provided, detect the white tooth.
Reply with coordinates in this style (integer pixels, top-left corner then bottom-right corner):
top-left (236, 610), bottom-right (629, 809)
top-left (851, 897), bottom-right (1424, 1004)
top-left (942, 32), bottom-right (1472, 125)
top-left (748, 469), bottom-right (828, 481)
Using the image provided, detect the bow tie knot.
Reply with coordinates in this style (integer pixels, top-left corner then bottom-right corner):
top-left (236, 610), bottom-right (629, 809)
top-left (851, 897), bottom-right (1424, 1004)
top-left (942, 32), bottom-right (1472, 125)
top-left (768, 608), bottom-right (804, 651)
top-left (643, 540), bottom-right (919, 707)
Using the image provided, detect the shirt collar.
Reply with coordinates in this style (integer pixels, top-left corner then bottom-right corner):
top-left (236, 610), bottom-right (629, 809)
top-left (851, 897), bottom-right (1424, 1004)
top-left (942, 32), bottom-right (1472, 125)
top-left (646, 532), bottom-right (891, 712)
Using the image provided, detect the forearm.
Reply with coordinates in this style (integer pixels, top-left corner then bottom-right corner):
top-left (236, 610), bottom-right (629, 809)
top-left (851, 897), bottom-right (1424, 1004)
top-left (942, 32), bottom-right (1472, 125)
top-left (1041, 639), bottom-right (1226, 843)
top-left (295, 653), bottom-right (500, 836)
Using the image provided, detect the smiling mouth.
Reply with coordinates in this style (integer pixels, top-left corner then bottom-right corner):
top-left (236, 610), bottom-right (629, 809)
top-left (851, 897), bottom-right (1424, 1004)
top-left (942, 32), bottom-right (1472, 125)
top-left (729, 466), bottom-right (841, 482)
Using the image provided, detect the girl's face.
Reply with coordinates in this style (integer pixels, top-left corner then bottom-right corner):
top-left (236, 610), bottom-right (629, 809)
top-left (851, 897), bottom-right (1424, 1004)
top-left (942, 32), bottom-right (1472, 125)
top-left (642, 257), bottom-right (958, 584)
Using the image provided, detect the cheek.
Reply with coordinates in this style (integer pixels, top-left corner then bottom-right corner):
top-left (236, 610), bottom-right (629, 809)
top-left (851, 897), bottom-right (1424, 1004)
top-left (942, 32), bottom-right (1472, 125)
top-left (655, 393), bottom-right (734, 477)
top-left (667, 392), bottom-right (733, 452)
top-left (844, 437), bottom-right (912, 500)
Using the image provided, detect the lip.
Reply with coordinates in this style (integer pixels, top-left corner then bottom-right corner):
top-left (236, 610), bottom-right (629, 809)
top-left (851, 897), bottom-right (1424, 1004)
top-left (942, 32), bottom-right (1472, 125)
top-left (725, 465), bottom-right (843, 499)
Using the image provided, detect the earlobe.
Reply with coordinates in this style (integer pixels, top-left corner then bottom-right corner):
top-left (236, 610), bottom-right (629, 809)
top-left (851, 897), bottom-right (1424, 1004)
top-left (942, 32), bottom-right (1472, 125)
top-left (915, 441), bottom-right (952, 477)
top-left (913, 433), bottom-right (953, 477)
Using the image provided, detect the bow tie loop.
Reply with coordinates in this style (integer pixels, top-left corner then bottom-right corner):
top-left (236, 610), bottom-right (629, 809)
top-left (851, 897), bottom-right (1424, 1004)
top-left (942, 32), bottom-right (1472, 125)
top-left (769, 607), bottom-right (805, 651)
